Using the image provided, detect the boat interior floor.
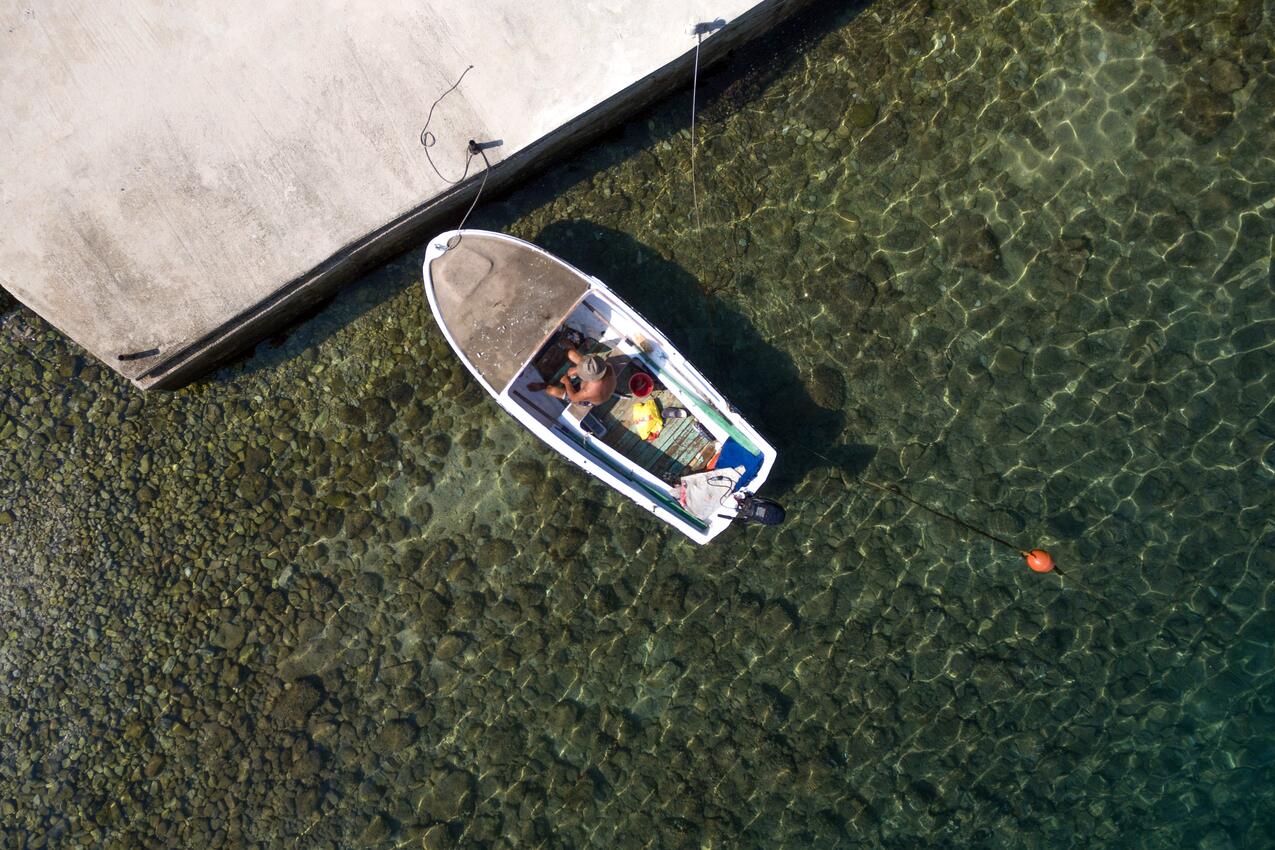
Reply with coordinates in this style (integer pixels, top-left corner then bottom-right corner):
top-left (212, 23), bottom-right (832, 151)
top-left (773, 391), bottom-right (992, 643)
top-left (526, 327), bottom-right (718, 482)
top-left (594, 391), bottom-right (717, 482)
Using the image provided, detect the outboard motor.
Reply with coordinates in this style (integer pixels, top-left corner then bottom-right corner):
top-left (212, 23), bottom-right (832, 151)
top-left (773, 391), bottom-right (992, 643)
top-left (731, 493), bottom-right (786, 526)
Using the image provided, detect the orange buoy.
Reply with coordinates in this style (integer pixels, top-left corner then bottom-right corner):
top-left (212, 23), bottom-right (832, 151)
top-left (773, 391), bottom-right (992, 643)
top-left (1024, 549), bottom-right (1055, 573)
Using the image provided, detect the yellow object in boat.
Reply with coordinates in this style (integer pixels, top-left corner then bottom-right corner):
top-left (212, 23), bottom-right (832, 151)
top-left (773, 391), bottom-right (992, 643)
top-left (631, 399), bottom-right (664, 442)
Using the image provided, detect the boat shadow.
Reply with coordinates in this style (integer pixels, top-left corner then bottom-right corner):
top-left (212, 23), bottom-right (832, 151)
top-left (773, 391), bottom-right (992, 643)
top-left (536, 220), bottom-right (875, 494)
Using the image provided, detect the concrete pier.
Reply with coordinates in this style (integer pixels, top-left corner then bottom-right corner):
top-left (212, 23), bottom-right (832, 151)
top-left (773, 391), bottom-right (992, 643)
top-left (1, 0), bottom-right (811, 389)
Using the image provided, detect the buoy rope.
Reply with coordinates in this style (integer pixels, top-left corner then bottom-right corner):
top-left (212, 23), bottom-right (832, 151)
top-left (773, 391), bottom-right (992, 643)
top-left (863, 467), bottom-right (1102, 590)
top-left (862, 475), bottom-right (1099, 589)
top-left (419, 65), bottom-right (494, 247)
top-left (795, 442), bottom-right (1079, 578)
top-left (856, 477), bottom-right (1020, 552)
top-left (687, 30), bottom-right (735, 303)
top-left (687, 29), bottom-right (722, 304)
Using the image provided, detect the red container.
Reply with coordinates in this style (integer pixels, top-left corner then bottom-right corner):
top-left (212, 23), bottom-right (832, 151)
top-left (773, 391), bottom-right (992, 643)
top-left (628, 371), bottom-right (654, 398)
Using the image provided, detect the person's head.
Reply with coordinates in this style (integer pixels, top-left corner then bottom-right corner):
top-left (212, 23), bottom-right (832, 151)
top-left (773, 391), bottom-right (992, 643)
top-left (577, 354), bottom-right (608, 382)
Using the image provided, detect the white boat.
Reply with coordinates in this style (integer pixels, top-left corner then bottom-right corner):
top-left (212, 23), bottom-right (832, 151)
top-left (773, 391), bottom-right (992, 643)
top-left (422, 229), bottom-right (780, 544)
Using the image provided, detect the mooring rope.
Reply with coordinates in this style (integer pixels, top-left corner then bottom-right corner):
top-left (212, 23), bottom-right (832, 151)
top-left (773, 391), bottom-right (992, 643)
top-left (690, 33), bottom-right (704, 239)
top-left (451, 145), bottom-right (492, 239)
top-left (420, 65), bottom-right (493, 244)
top-left (686, 27), bottom-right (736, 323)
top-left (686, 25), bottom-right (741, 303)
top-left (420, 64), bottom-right (477, 185)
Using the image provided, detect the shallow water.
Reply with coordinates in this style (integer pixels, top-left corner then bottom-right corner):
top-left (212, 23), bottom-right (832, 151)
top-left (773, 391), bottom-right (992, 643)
top-left (2, 0), bottom-right (1274, 847)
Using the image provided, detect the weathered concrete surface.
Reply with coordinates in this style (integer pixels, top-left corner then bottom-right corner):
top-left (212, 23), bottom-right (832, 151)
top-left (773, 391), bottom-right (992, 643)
top-left (1, 0), bottom-right (811, 388)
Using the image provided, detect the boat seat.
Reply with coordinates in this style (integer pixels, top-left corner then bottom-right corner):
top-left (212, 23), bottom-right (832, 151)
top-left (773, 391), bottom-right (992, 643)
top-left (565, 402), bottom-right (609, 437)
top-left (533, 330), bottom-right (614, 383)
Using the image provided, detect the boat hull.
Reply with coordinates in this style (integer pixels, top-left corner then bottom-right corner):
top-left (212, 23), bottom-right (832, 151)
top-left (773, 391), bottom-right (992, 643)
top-left (423, 230), bottom-right (775, 544)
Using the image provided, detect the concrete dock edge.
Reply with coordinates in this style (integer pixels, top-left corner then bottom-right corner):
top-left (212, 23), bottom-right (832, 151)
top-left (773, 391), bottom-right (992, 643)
top-left (141, 0), bottom-right (811, 390)
top-left (2, 1), bottom-right (815, 389)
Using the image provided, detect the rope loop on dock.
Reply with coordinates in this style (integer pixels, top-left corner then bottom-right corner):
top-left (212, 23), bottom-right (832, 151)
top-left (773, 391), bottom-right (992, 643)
top-left (420, 65), bottom-right (477, 185)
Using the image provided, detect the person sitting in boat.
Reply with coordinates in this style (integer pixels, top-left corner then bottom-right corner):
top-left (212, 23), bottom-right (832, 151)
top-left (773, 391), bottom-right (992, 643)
top-left (530, 350), bottom-right (616, 407)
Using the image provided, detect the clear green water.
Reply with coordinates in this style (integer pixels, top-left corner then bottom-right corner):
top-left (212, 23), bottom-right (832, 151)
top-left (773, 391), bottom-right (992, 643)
top-left (2, 1), bottom-right (1273, 847)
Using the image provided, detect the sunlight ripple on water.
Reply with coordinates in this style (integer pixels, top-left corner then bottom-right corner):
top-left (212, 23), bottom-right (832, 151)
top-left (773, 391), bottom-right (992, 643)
top-left (1, 1), bottom-right (1273, 847)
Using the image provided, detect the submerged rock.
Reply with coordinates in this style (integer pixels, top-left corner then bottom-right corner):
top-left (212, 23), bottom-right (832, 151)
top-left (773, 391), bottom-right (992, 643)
top-left (1171, 77), bottom-right (1235, 143)
top-left (359, 813), bottom-right (396, 844)
top-left (942, 211), bottom-right (1005, 277)
top-left (808, 365), bottom-right (846, 410)
top-left (377, 718), bottom-right (418, 751)
top-left (270, 679), bottom-right (323, 729)
top-left (434, 633), bottom-right (467, 662)
top-left (1208, 58), bottom-right (1246, 94)
top-left (421, 768), bottom-right (475, 822)
top-left (211, 620), bottom-right (246, 651)
top-left (847, 101), bottom-right (878, 129)
top-left (420, 823), bottom-right (456, 850)
top-left (1046, 235), bottom-right (1092, 285)
top-left (857, 114), bottom-right (908, 165)
top-left (1091, 0), bottom-right (1136, 28)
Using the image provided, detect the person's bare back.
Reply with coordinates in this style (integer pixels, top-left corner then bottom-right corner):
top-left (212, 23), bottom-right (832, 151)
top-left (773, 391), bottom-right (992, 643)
top-left (532, 349), bottom-right (616, 406)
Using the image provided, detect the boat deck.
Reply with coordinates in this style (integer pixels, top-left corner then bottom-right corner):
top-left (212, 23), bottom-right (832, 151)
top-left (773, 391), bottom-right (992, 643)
top-left (595, 390), bottom-right (717, 482)
top-left (430, 235), bottom-right (588, 392)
